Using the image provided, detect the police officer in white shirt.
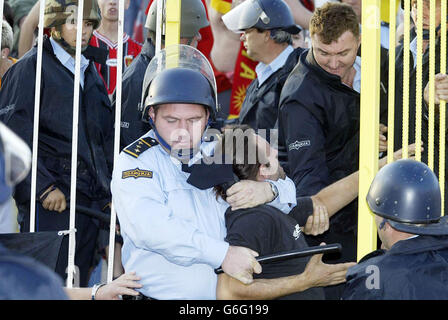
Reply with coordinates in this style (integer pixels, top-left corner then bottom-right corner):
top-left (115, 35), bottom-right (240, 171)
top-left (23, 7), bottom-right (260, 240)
top-left (111, 45), bottom-right (297, 300)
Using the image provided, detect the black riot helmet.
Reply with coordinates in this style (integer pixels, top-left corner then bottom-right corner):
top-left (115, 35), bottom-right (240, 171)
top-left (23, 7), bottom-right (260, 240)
top-left (367, 159), bottom-right (448, 236)
top-left (222, 0), bottom-right (301, 34)
top-left (143, 68), bottom-right (216, 118)
top-left (140, 45), bottom-right (218, 123)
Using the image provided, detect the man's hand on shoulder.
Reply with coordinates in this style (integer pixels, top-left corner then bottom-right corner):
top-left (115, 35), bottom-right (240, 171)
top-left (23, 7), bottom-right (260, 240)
top-left (226, 180), bottom-right (274, 210)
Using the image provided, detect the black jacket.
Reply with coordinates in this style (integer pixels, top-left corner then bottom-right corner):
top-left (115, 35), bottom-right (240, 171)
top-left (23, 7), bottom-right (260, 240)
top-left (0, 36), bottom-right (114, 205)
top-left (278, 49), bottom-right (360, 233)
top-left (118, 39), bottom-right (155, 150)
top-left (342, 235), bottom-right (448, 300)
top-left (238, 47), bottom-right (304, 130)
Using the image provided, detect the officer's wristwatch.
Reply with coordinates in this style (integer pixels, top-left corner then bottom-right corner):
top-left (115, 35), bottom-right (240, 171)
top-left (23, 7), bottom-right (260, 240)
top-left (268, 181), bottom-right (279, 202)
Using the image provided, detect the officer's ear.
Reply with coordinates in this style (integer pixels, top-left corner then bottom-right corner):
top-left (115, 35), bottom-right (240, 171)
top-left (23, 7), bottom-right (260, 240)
top-left (264, 29), bottom-right (271, 42)
top-left (148, 106), bottom-right (157, 123)
top-left (204, 107), bottom-right (210, 123)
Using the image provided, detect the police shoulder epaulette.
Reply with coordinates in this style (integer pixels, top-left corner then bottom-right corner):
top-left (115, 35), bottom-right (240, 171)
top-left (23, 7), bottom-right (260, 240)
top-left (123, 137), bottom-right (159, 158)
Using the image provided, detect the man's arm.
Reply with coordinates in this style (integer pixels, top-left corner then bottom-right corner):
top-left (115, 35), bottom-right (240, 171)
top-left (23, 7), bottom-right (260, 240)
top-left (208, 0), bottom-right (241, 72)
top-left (217, 250), bottom-right (355, 300)
top-left (18, 0), bottom-right (40, 58)
top-left (311, 171), bottom-right (359, 219)
top-left (65, 272), bottom-right (143, 300)
top-left (310, 143), bottom-right (419, 218)
top-left (284, 0), bottom-right (313, 30)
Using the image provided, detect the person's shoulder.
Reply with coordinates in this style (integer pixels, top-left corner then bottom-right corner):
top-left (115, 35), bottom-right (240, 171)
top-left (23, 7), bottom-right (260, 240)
top-left (114, 136), bottom-right (162, 183)
top-left (8, 48), bottom-right (37, 72)
top-left (121, 135), bottom-right (159, 158)
top-left (281, 50), bottom-right (315, 98)
top-left (226, 205), bottom-right (279, 229)
top-left (347, 249), bottom-right (387, 275)
top-left (122, 54), bottom-right (147, 84)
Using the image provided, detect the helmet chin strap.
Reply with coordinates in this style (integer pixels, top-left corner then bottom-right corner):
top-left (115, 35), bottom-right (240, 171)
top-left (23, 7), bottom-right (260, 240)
top-left (52, 28), bottom-right (91, 55)
top-left (379, 218), bottom-right (388, 230)
top-left (148, 117), bottom-right (208, 162)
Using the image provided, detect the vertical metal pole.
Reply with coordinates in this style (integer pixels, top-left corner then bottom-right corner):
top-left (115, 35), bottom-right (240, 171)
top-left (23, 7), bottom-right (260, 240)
top-left (165, 0), bottom-right (181, 69)
top-left (0, 0), bottom-right (4, 60)
top-left (30, 0), bottom-right (47, 233)
top-left (428, 0), bottom-right (436, 170)
top-left (155, 0), bottom-right (164, 54)
top-left (415, 0), bottom-right (423, 162)
top-left (357, 0), bottom-right (381, 261)
top-left (440, 0), bottom-right (447, 216)
top-left (402, 0), bottom-right (411, 159)
top-left (66, 0), bottom-right (85, 288)
top-left (107, 0), bottom-right (125, 284)
top-left (165, 0), bottom-right (181, 47)
top-left (387, 0), bottom-right (397, 164)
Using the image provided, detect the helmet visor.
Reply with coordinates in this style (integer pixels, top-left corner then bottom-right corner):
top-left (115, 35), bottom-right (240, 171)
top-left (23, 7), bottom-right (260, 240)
top-left (141, 44), bottom-right (218, 111)
top-left (222, 0), bottom-right (269, 33)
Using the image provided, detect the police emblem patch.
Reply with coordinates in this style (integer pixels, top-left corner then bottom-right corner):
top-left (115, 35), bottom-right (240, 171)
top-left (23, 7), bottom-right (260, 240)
top-left (122, 168), bottom-right (153, 179)
top-left (289, 140), bottom-right (311, 151)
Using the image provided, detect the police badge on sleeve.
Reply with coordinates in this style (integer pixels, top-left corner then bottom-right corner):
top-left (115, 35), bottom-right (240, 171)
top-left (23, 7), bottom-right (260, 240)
top-left (122, 168), bottom-right (153, 179)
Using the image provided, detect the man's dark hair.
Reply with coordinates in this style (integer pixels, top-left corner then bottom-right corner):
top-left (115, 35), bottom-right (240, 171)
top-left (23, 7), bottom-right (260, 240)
top-left (213, 124), bottom-right (269, 200)
top-left (310, 2), bottom-right (360, 44)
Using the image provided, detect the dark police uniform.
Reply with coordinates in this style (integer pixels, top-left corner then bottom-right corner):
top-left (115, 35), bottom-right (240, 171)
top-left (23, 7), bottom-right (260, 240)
top-left (0, 36), bottom-right (114, 286)
top-left (278, 48), bottom-right (361, 298)
top-left (225, 204), bottom-right (325, 300)
top-left (342, 235), bottom-right (448, 300)
top-left (238, 47), bottom-right (304, 130)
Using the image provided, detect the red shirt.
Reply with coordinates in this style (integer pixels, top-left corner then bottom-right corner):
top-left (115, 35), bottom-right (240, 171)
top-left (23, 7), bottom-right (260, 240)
top-left (89, 30), bottom-right (142, 95)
